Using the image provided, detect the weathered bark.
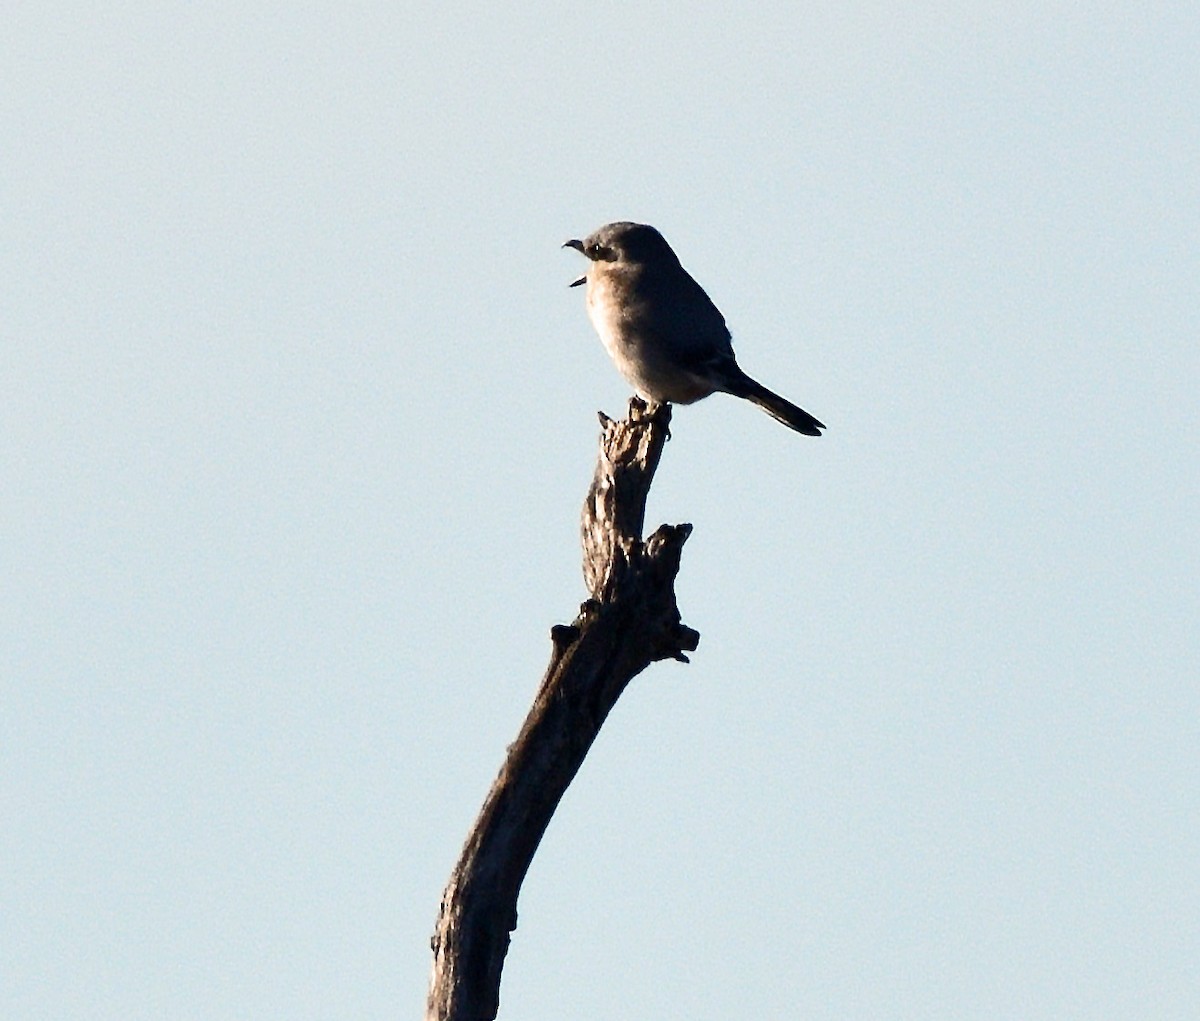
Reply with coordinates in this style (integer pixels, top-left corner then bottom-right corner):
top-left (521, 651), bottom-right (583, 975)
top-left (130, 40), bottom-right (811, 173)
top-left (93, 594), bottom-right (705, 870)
top-left (425, 398), bottom-right (699, 1021)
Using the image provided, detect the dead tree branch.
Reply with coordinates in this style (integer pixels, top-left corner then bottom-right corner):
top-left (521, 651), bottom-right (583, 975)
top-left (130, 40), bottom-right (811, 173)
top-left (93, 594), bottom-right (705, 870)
top-left (425, 398), bottom-right (699, 1021)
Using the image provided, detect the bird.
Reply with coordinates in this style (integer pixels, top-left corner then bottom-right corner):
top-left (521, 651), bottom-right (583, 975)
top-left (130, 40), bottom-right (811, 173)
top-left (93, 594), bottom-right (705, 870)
top-left (564, 221), bottom-right (824, 436)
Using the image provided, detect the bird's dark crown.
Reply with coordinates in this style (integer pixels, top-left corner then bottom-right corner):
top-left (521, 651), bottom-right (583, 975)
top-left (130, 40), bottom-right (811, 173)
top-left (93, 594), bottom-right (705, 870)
top-left (580, 221), bottom-right (678, 267)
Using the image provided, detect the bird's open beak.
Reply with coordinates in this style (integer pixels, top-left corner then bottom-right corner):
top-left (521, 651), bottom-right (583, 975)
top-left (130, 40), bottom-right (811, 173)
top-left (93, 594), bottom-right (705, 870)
top-left (563, 239), bottom-right (587, 287)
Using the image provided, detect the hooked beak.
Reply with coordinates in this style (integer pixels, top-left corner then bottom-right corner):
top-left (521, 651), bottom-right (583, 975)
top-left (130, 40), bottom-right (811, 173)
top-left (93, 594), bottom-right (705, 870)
top-left (562, 238), bottom-right (587, 287)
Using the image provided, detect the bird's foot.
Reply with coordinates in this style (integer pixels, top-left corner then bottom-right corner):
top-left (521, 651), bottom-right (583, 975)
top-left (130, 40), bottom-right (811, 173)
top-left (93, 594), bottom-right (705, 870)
top-left (627, 397), bottom-right (673, 439)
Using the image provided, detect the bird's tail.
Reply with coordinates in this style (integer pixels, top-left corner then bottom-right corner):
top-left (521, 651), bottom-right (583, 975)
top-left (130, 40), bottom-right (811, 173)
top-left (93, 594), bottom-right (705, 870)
top-left (718, 365), bottom-right (825, 436)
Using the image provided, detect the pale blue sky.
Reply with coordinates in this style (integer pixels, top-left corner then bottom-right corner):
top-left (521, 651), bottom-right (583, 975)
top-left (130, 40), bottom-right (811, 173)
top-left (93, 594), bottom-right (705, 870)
top-left (3, 5), bottom-right (1197, 1020)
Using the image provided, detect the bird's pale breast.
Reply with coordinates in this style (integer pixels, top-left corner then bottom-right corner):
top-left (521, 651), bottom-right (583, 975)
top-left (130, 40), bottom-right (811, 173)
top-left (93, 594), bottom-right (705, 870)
top-left (585, 272), bottom-right (715, 404)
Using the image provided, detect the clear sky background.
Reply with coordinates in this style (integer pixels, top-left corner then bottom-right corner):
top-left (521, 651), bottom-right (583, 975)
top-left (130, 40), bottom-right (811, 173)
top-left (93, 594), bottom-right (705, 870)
top-left (4, 5), bottom-right (1197, 1020)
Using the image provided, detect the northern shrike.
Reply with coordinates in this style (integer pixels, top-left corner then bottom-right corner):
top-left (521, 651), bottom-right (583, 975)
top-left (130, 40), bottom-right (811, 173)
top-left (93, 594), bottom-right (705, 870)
top-left (564, 221), bottom-right (825, 436)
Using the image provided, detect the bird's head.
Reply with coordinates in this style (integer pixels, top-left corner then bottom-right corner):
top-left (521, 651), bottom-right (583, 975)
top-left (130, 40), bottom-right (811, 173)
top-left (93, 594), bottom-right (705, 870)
top-left (562, 222), bottom-right (678, 286)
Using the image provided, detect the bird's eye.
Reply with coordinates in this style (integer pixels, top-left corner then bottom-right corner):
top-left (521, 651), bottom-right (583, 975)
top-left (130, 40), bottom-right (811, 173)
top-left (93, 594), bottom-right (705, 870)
top-left (588, 243), bottom-right (612, 261)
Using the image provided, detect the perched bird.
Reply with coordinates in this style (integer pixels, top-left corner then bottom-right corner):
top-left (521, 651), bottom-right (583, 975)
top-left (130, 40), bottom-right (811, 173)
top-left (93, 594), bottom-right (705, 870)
top-left (564, 221), bottom-right (824, 436)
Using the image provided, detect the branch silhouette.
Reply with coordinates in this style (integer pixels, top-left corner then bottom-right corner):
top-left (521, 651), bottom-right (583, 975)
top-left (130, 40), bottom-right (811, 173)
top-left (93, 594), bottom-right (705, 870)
top-left (426, 398), bottom-right (698, 1021)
